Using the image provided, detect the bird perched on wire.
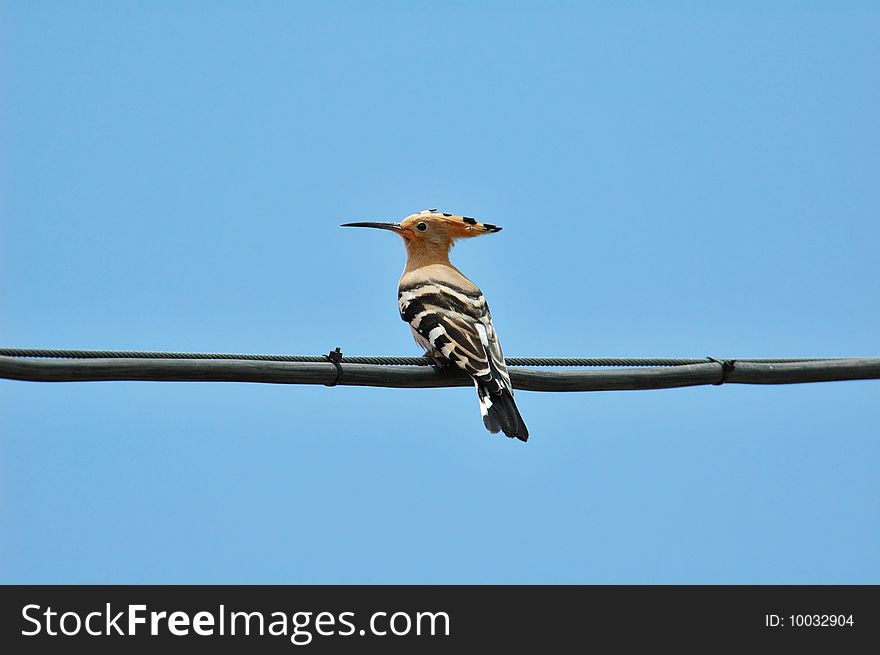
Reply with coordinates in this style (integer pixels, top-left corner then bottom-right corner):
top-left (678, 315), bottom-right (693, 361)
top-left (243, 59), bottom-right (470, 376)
top-left (342, 210), bottom-right (529, 441)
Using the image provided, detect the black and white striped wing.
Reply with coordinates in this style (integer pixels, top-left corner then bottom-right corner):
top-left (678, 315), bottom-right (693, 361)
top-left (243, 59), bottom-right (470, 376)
top-left (398, 280), bottom-right (528, 440)
top-left (398, 282), bottom-right (512, 394)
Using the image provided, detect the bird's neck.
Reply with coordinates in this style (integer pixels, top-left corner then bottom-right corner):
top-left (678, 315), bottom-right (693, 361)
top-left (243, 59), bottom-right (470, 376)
top-left (403, 239), bottom-right (453, 273)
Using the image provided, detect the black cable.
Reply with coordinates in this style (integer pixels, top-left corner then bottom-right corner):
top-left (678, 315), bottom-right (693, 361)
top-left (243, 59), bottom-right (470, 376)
top-left (0, 348), bottom-right (845, 368)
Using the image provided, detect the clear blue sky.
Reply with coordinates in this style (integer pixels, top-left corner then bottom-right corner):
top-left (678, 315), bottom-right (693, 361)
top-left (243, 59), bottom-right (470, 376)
top-left (1, 1), bottom-right (878, 584)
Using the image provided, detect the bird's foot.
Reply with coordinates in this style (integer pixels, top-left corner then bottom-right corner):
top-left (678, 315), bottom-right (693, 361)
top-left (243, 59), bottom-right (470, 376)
top-left (427, 351), bottom-right (453, 372)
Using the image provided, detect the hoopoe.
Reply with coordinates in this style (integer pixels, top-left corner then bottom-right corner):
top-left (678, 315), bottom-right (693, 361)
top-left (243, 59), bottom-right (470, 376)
top-left (342, 210), bottom-right (529, 441)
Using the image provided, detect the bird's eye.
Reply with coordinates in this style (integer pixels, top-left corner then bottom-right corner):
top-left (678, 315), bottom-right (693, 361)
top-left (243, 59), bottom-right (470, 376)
top-left (416, 222), bottom-right (428, 232)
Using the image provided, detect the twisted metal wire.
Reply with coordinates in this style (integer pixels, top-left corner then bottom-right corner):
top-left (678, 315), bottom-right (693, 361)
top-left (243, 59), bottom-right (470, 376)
top-left (0, 348), bottom-right (844, 368)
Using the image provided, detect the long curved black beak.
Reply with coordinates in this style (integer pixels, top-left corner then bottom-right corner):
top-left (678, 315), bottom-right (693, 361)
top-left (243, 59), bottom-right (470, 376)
top-left (340, 221), bottom-right (403, 233)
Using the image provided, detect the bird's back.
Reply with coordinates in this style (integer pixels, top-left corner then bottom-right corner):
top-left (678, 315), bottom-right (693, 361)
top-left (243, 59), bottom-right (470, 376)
top-left (398, 263), bottom-right (527, 440)
top-left (399, 263), bottom-right (492, 367)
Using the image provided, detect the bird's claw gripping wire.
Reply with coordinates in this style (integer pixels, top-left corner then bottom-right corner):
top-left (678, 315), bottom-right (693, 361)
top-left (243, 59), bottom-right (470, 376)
top-left (426, 351), bottom-right (454, 374)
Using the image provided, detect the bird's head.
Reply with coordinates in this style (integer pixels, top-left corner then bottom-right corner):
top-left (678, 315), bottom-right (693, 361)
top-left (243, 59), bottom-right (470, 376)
top-left (341, 210), bottom-right (501, 251)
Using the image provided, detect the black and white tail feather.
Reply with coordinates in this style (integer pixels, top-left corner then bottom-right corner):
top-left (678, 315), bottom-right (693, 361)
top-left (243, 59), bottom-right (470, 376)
top-left (399, 280), bottom-right (529, 441)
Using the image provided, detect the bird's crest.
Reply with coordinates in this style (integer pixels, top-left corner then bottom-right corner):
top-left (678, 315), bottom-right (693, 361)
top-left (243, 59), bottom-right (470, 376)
top-left (400, 210), bottom-right (502, 238)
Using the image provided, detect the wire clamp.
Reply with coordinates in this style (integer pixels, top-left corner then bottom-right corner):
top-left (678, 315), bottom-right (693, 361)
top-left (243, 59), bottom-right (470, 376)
top-left (706, 357), bottom-right (736, 385)
top-left (325, 347), bottom-right (344, 387)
